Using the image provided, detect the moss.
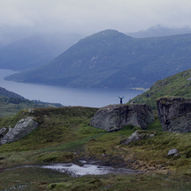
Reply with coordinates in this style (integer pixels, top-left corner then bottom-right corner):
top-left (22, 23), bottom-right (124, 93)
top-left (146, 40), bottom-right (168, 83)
top-left (47, 174), bottom-right (191, 191)
top-left (1, 167), bottom-right (191, 191)
top-left (37, 151), bottom-right (75, 163)
top-left (0, 167), bottom-right (67, 190)
top-left (48, 177), bottom-right (103, 191)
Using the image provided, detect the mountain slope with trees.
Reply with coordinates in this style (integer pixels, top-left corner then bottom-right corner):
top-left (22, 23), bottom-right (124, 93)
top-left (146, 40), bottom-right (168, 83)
top-left (7, 29), bottom-right (191, 89)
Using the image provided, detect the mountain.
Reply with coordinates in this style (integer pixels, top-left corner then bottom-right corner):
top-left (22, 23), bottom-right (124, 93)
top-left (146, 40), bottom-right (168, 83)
top-left (0, 33), bottom-right (82, 71)
top-left (0, 86), bottom-right (26, 100)
top-left (129, 68), bottom-right (191, 109)
top-left (6, 29), bottom-right (191, 89)
top-left (0, 25), bottom-right (34, 47)
top-left (0, 87), bottom-right (61, 116)
top-left (129, 25), bottom-right (191, 38)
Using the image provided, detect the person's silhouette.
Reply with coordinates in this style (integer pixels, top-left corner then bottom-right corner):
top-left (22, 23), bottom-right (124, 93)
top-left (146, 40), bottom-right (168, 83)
top-left (119, 97), bottom-right (124, 104)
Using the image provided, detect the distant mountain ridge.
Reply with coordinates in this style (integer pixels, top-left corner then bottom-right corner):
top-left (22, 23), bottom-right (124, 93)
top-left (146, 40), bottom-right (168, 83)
top-left (0, 87), bottom-right (25, 100)
top-left (6, 29), bottom-right (191, 89)
top-left (128, 25), bottom-right (191, 38)
top-left (0, 33), bottom-right (82, 71)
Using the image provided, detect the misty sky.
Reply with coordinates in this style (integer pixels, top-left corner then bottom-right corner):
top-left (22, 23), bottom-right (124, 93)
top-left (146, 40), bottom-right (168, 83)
top-left (0, 0), bottom-right (191, 34)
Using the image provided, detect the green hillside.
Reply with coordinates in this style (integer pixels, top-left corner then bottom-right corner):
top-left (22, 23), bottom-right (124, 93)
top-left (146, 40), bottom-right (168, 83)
top-left (6, 30), bottom-right (191, 89)
top-left (0, 87), bottom-right (61, 116)
top-left (1, 107), bottom-right (191, 190)
top-left (129, 69), bottom-right (191, 109)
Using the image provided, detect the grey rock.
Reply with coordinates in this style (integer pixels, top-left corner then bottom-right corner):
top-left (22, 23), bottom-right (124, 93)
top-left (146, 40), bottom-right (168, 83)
top-left (0, 117), bottom-right (38, 145)
top-left (90, 104), bottom-right (154, 132)
top-left (0, 128), bottom-right (9, 138)
top-left (157, 97), bottom-right (191, 133)
top-left (122, 130), bottom-right (155, 145)
top-left (168, 149), bottom-right (179, 157)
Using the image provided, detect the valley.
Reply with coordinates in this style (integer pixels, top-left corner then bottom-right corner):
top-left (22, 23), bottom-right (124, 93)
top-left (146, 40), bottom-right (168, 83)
top-left (1, 26), bottom-right (191, 191)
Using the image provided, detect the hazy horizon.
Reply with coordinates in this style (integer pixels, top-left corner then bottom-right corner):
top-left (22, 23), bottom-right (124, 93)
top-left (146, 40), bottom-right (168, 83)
top-left (1, 0), bottom-right (191, 36)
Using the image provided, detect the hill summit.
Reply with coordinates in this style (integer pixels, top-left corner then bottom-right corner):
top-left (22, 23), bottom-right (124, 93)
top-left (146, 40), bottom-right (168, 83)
top-left (6, 29), bottom-right (191, 89)
top-left (130, 68), bottom-right (191, 108)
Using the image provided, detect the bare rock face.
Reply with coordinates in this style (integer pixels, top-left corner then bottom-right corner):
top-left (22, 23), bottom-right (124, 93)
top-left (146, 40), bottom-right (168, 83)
top-left (0, 128), bottom-right (9, 138)
top-left (157, 97), bottom-right (191, 133)
top-left (90, 104), bottom-right (154, 132)
top-left (0, 117), bottom-right (38, 145)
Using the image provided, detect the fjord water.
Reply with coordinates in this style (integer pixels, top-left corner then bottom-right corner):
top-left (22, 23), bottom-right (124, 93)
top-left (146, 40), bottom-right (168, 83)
top-left (0, 69), bottom-right (141, 107)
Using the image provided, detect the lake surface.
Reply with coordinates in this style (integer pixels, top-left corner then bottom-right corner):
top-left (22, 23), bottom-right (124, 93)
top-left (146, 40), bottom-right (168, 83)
top-left (0, 69), bottom-right (142, 107)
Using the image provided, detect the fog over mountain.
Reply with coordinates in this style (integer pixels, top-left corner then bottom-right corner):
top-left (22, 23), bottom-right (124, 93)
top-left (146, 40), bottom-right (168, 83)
top-left (0, 30), bottom-right (82, 70)
top-left (1, 0), bottom-right (191, 88)
top-left (129, 25), bottom-right (191, 38)
top-left (1, 0), bottom-right (191, 35)
top-left (0, 0), bottom-right (191, 70)
top-left (0, 25), bottom-right (36, 47)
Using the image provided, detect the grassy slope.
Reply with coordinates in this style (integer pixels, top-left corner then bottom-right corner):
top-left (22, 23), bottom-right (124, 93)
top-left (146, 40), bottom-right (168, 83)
top-left (0, 107), bottom-right (191, 190)
top-left (1, 168), bottom-right (191, 191)
top-left (129, 69), bottom-right (191, 109)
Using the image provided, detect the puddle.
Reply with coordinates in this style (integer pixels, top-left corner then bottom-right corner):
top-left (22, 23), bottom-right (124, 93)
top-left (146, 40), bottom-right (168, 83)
top-left (41, 162), bottom-right (139, 176)
top-left (17, 161), bottom-right (140, 177)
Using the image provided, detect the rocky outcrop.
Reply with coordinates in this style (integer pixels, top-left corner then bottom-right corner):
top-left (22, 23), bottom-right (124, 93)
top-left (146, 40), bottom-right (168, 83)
top-left (157, 97), bottom-right (191, 133)
top-left (0, 128), bottom-right (9, 138)
top-left (168, 149), bottom-right (179, 157)
top-left (0, 117), bottom-right (38, 145)
top-left (90, 104), bottom-right (154, 132)
top-left (121, 130), bottom-right (155, 145)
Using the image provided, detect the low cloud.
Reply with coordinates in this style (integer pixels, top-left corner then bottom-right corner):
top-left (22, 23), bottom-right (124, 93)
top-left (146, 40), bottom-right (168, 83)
top-left (0, 0), bottom-right (191, 34)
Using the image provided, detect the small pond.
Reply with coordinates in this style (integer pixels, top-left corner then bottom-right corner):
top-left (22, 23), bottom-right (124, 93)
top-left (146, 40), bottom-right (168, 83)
top-left (16, 161), bottom-right (139, 177)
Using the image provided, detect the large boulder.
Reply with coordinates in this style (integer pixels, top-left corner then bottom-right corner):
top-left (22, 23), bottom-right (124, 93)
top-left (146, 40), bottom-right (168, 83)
top-left (0, 117), bottom-right (38, 145)
top-left (157, 97), bottom-right (191, 133)
top-left (90, 104), bottom-right (154, 132)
